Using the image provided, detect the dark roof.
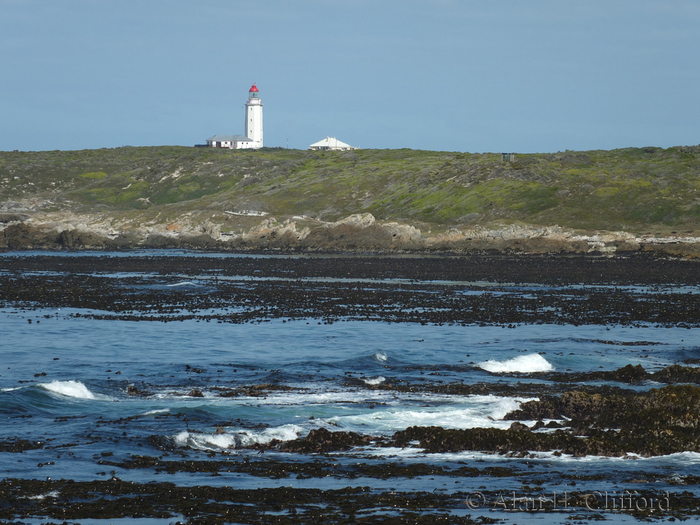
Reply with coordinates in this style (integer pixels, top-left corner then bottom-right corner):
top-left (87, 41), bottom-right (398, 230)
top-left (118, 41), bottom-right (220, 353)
top-left (206, 135), bottom-right (251, 142)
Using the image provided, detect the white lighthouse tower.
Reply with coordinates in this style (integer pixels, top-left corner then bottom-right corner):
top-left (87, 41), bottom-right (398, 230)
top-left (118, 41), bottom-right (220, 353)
top-left (245, 84), bottom-right (263, 149)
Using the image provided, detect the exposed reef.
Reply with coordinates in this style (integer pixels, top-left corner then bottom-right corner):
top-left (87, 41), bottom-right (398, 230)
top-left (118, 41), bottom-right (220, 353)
top-left (4, 253), bottom-right (700, 328)
top-left (11, 477), bottom-right (688, 524)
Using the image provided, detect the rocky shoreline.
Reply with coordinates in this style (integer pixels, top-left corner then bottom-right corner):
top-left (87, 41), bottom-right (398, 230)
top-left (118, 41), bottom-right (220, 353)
top-left (3, 211), bottom-right (700, 256)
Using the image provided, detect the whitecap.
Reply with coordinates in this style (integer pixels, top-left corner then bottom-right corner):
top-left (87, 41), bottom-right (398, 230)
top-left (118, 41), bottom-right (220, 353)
top-left (374, 352), bottom-right (388, 362)
top-left (329, 394), bottom-right (536, 432)
top-left (362, 376), bottom-right (385, 385)
top-left (172, 424), bottom-right (303, 451)
top-left (142, 409), bottom-right (170, 416)
top-left (38, 380), bottom-right (97, 400)
top-left (25, 491), bottom-right (60, 500)
top-left (477, 353), bottom-right (554, 373)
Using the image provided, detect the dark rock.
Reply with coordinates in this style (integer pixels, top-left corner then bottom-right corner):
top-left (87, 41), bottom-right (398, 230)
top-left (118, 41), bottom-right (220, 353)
top-left (279, 427), bottom-right (373, 453)
top-left (301, 223), bottom-right (394, 252)
top-left (0, 212), bottom-right (30, 223)
top-left (1, 223), bottom-right (60, 249)
top-left (127, 385), bottom-right (148, 396)
top-left (58, 228), bottom-right (108, 249)
top-left (0, 439), bottom-right (44, 452)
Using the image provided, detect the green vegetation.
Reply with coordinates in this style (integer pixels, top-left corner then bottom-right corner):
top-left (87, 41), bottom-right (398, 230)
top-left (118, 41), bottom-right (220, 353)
top-left (1, 144), bottom-right (700, 233)
top-left (79, 171), bottom-right (108, 180)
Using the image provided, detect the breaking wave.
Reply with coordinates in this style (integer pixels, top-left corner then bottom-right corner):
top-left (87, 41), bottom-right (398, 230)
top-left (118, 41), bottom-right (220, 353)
top-left (329, 394), bottom-right (535, 432)
top-left (172, 424), bottom-right (303, 451)
top-left (38, 380), bottom-right (98, 399)
top-left (477, 354), bottom-right (554, 373)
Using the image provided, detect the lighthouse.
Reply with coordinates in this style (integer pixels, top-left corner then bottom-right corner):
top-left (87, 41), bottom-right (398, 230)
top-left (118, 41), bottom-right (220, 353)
top-left (202, 85), bottom-right (264, 149)
top-left (245, 84), bottom-right (263, 149)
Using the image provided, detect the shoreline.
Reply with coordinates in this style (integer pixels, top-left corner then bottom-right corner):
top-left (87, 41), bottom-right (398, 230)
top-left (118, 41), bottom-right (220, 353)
top-left (3, 212), bottom-right (700, 257)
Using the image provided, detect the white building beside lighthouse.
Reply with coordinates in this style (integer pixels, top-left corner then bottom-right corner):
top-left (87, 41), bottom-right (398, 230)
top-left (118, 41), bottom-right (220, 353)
top-left (205, 84), bottom-right (263, 149)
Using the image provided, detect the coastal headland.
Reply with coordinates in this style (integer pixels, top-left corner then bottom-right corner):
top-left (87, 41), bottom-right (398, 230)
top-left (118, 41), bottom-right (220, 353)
top-left (5, 145), bottom-right (700, 521)
top-left (2, 145), bottom-right (700, 255)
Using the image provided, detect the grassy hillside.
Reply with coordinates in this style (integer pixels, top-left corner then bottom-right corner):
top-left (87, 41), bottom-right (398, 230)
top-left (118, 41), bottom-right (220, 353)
top-left (2, 145), bottom-right (700, 234)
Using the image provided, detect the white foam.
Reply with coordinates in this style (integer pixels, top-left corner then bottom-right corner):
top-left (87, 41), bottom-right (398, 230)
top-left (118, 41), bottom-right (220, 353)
top-left (362, 376), bottom-right (385, 385)
top-left (197, 389), bottom-right (397, 407)
top-left (329, 394), bottom-right (535, 432)
top-left (359, 447), bottom-right (532, 462)
top-left (477, 353), bottom-right (554, 373)
top-left (173, 424), bottom-right (303, 451)
top-left (357, 447), bottom-right (628, 462)
top-left (149, 388), bottom-right (537, 437)
top-left (374, 352), bottom-right (388, 362)
top-left (143, 409), bottom-right (170, 416)
top-left (25, 491), bottom-right (60, 500)
top-left (653, 451), bottom-right (700, 464)
top-left (39, 380), bottom-right (98, 400)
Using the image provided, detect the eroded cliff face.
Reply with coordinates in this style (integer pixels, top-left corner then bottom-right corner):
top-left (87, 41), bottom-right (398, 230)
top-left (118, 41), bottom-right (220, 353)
top-left (2, 210), bottom-right (700, 256)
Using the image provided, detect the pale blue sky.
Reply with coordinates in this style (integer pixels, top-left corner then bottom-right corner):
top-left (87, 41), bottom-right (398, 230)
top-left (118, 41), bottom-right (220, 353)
top-left (1, 1), bottom-right (698, 153)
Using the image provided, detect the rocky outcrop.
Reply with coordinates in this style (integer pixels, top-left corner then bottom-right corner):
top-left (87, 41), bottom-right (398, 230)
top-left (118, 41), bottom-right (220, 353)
top-left (2, 211), bottom-right (700, 255)
top-left (298, 213), bottom-right (422, 252)
top-left (278, 427), bottom-right (374, 453)
top-left (0, 213), bottom-right (30, 223)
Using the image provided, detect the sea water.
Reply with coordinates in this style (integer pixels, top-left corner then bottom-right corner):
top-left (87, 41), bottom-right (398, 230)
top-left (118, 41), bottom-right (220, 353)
top-left (1, 252), bottom-right (699, 524)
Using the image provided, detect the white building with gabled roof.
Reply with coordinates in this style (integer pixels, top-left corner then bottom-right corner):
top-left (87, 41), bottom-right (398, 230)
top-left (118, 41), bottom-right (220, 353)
top-left (308, 137), bottom-right (357, 151)
top-left (206, 135), bottom-right (253, 149)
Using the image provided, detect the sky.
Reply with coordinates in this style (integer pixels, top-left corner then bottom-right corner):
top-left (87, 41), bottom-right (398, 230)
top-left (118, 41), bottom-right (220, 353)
top-left (1, 0), bottom-right (698, 153)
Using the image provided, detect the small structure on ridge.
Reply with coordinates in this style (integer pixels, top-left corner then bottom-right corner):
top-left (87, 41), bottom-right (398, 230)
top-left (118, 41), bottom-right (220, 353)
top-left (308, 137), bottom-right (357, 151)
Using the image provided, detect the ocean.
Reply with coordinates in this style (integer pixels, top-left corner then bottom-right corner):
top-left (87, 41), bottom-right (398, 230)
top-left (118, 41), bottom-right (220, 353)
top-left (1, 251), bottom-right (700, 524)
